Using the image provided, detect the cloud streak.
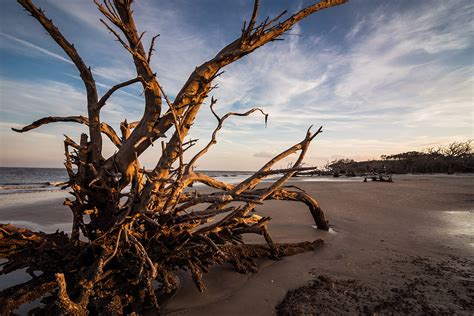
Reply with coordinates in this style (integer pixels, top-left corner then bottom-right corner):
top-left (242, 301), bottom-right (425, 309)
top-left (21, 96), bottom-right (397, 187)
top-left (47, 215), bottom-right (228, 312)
top-left (0, 32), bottom-right (73, 65)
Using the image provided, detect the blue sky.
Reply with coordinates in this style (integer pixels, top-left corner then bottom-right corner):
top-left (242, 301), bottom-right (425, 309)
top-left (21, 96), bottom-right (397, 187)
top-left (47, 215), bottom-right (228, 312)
top-left (0, 0), bottom-right (472, 169)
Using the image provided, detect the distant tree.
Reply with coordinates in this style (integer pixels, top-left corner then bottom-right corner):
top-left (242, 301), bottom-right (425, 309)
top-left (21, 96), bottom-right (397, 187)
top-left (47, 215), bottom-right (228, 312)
top-left (1, 0), bottom-right (347, 314)
top-left (440, 140), bottom-right (473, 173)
top-left (327, 158), bottom-right (356, 176)
top-left (442, 140), bottom-right (473, 157)
top-left (325, 141), bottom-right (474, 176)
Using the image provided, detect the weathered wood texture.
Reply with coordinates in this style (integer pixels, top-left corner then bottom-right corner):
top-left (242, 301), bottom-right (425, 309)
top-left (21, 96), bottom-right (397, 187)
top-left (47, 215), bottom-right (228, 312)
top-left (2, 0), bottom-right (347, 314)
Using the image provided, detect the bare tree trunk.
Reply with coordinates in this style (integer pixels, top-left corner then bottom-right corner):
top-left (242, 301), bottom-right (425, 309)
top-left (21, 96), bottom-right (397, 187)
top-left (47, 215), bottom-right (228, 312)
top-left (1, 0), bottom-right (347, 313)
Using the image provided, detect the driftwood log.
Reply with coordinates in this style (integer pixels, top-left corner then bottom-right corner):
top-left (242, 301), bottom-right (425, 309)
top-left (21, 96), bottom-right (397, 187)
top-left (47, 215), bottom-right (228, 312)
top-left (363, 174), bottom-right (393, 182)
top-left (1, 0), bottom-right (347, 314)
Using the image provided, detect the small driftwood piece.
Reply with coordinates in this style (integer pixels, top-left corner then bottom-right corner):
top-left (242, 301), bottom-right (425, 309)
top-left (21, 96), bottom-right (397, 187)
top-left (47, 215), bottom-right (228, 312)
top-left (1, 0), bottom-right (347, 314)
top-left (363, 173), bottom-right (393, 183)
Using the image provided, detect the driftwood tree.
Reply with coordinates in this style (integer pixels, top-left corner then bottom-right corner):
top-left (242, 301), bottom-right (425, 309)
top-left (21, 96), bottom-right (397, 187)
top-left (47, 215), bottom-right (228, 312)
top-left (1, 0), bottom-right (347, 314)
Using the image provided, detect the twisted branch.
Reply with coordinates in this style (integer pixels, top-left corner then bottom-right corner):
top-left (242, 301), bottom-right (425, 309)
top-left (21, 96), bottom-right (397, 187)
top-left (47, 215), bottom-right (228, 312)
top-left (12, 115), bottom-right (122, 147)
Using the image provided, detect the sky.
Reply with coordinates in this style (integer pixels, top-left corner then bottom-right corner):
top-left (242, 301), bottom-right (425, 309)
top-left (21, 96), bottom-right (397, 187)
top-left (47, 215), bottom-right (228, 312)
top-left (0, 0), bottom-right (472, 170)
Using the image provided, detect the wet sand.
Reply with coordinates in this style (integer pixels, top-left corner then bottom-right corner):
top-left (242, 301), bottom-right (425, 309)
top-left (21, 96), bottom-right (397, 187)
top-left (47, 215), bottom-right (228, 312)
top-left (0, 175), bottom-right (473, 314)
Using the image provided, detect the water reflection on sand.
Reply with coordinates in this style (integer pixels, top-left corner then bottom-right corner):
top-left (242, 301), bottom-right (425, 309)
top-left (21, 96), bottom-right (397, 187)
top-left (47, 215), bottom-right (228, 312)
top-left (440, 210), bottom-right (474, 248)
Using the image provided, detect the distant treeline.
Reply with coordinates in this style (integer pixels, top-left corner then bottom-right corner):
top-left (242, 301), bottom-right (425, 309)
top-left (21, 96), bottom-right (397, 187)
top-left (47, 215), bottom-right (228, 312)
top-left (303, 140), bottom-right (474, 176)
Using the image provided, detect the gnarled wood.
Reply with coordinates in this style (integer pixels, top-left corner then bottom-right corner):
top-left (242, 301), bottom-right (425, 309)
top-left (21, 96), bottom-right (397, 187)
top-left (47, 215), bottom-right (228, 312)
top-left (3, 0), bottom-right (347, 313)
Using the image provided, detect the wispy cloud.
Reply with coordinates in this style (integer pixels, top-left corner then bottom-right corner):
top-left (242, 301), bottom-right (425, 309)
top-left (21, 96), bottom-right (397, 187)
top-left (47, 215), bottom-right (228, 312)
top-left (0, 32), bottom-right (73, 64)
top-left (0, 78), bottom-right (86, 119)
top-left (335, 2), bottom-right (473, 100)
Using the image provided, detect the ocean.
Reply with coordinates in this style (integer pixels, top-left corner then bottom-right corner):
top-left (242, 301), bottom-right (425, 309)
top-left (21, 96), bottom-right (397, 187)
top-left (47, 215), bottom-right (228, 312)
top-left (0, 167), bottom-right (363, 195)
top-left (0, 168), bottom-right (271, 195)
top-left (0, 167), bottom-right (69, 195)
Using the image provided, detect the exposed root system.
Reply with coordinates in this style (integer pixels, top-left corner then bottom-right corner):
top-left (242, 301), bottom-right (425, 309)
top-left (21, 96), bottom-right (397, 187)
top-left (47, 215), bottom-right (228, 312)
top-left (1, 0), bottom-right (348, 314)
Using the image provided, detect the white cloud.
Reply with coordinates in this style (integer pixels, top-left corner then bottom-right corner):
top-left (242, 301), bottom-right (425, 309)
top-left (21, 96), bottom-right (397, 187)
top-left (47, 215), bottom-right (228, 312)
top-left (335, 2), bottom-right (473, 100)
top-left (0, 79), bottom-right (86, 120)
top-left (0, 77), bottom-right (143, 147)
top-left (47, 0), bottom-right (106, 33)
top-left (0, 32), bottom-right (73, 65)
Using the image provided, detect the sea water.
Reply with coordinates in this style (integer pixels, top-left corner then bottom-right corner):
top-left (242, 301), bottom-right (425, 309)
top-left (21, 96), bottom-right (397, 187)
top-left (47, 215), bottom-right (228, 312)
top-left (0, 167), bottom-right (363, 195)
top-left (0, 168), bottom-right (261, 195)
top-left (0, 167), bottom-right (68, 195)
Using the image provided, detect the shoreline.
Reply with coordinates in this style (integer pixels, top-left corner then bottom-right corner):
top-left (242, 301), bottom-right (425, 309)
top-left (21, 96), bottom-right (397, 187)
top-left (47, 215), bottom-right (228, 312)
top-left (0, 175), bottom-right (473, 314)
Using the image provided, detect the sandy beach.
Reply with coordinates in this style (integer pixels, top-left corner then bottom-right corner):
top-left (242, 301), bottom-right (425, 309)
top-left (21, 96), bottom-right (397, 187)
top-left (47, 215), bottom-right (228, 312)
top-left (1, 174), bottom-right (473, 315)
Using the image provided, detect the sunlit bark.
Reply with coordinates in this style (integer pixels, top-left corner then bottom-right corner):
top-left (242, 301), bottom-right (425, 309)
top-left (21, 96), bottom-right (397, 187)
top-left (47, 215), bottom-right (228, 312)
top-left (2, 0), bottom-right (346, 313)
